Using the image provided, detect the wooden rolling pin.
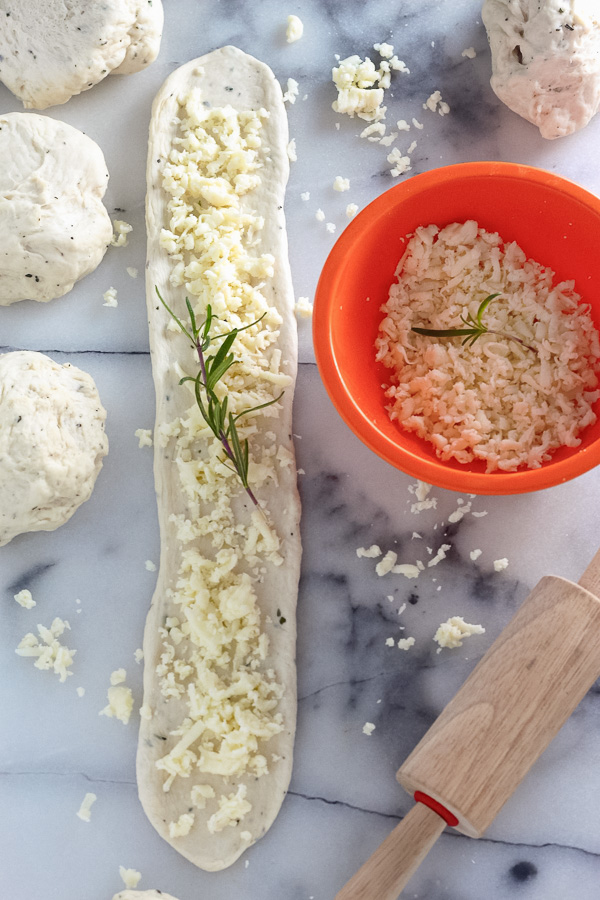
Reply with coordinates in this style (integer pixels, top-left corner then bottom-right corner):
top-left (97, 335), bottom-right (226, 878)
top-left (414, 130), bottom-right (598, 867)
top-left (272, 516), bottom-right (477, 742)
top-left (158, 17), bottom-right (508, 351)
top-left (336, 548), bottom-right (600, 900)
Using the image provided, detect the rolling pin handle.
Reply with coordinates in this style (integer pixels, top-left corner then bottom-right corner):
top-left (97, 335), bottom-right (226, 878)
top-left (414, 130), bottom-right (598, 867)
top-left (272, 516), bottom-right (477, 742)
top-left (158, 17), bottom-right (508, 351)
top-left (334, 802), bottom-right (447, 900)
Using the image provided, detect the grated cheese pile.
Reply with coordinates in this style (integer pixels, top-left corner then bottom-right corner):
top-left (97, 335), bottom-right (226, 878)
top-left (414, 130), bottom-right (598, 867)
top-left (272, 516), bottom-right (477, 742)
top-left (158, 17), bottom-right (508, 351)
top-left (153, 91), bottom-right (294, 826)
top-left (15, 618), bottom-right (75, 681)
top-left (332, 46), bottom-right (409, 122)
top-left (434, 616), bottom-right (485, 649)
top-left (376, 221), bottom-right (600, 472)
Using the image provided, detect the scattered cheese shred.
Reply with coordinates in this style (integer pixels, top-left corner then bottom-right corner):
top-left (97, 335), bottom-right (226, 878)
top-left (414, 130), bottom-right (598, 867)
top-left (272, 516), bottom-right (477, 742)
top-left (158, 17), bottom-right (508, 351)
top-left (494, 557), bottom-right (509, 571)
top-left (286, 14), bottom-right (304, 42)
top-left (103, 287), bottom-right (118, 308)
top-left (100, 671), bottom-right (134, 725)
top-left (14, 589), bottom-right (36, 609)
top-left (119, 867), bottom-right (142, 889)
top-left (135, 428), bottom-right (153, 448)
top-left (362, 722), bottom-right (376, 736)
top-left (333, 175), bottom-right (350, 192)
top-left (397, 637), bottom-right (415, 651)
top-left (283, 77), bottom-right (299, 104)
top-left (76, 792), bottom-right (97, 822)
top-left (295, 297), bottom-right (313, 318)
top-left (356, 544), bottom-right (382, 559)
top-left (111, 220), bottom-right (133, 247)
top-left (428, 544), bottom-right (451, 567)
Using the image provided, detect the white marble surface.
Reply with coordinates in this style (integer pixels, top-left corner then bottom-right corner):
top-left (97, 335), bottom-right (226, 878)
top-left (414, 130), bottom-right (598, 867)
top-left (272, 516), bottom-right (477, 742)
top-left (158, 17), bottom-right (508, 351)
top-left (2, 1), bottom-right (600, 899)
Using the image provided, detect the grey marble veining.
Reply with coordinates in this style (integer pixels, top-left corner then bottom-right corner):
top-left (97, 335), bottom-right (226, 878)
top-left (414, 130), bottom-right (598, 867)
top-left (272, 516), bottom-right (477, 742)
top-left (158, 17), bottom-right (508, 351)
top-left (2, 1), bottom-right (600, 899)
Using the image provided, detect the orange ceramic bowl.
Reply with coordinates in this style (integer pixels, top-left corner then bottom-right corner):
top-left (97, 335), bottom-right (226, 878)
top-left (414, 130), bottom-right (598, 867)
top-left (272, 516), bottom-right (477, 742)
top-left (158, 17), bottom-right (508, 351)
top-left (313, 162), bottom-right (600, 495)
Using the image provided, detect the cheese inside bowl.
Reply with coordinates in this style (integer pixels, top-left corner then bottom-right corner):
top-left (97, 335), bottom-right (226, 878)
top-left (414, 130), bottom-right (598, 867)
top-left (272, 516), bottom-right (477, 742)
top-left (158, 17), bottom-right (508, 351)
top-left (313, 161), bottom-right (600, 495)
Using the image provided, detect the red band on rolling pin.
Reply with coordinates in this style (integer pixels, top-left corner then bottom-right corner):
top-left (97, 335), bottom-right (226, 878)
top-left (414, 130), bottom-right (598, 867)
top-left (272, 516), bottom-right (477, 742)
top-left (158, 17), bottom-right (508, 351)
top-left (414, 791), bottom-right (459, 827)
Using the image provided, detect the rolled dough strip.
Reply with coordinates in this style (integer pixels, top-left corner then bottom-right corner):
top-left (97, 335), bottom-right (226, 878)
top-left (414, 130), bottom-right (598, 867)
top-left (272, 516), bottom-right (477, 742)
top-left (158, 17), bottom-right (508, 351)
top-left (139, 46), bottom-right (301, 871)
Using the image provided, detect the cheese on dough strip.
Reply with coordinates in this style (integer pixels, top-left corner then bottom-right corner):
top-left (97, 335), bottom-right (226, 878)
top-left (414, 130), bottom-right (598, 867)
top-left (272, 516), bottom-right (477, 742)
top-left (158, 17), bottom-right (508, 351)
top-left (139, 46), bottom-right (301, 872)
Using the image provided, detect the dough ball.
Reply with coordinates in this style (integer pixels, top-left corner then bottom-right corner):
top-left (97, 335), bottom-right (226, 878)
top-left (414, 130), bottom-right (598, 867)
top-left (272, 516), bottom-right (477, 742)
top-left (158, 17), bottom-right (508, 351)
top-left (0, 113), bottom-right (112, 306)
top-left (0, 0), bottom-right (164, 109)
top-left (483, 0), bottom-right (600, 139)
top-left (0, 351), bottom-right (109, 547)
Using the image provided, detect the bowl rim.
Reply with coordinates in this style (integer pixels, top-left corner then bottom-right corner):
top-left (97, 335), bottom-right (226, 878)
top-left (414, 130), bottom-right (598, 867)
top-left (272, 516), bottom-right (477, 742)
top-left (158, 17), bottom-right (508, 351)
top-left (313, 161), bottom-right (600, 495)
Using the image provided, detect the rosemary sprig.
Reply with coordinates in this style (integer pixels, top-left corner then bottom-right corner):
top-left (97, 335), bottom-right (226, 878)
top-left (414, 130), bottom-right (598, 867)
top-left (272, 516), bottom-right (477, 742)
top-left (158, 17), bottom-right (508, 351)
top-left (411, 293), bottom-right (537, 354)
top-left (155, 287), bottom-right (283, 507)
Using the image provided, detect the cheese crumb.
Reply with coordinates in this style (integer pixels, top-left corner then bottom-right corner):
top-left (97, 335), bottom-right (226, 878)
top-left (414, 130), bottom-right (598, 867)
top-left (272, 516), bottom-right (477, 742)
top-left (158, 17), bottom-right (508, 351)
top-left (409, 480), bottom-right (437, 513)
top-left (145, 559), bottom-right (157, 572)
top-left (385, 637), bottom-right (395, 647)
top-left (391, 563), bottom-right (420, 579)
top-left (494, 558), bottom-right (509, 571)
top-left (169, 812), bottom-right (195, 838)
top-left (76, 792), bottom-right (97, 822)
top-left (374, 42), bottom-right (394, 59)
top-left (286, 14), bottom-right (304, 42)
top-left (126, 266), bottom-right (138, 278)
top-left (376, 550), bottom-right (397, 576)
top-left (134, 648), bottom-right (144, 663)
top-left (387, 147), bottom-right (412, 177)
top-left (283, 78), bottom-right (299, 104)
top-left (207, 784), bottom-right (252, 834)
top-left (139, 703), bottom-right (153, 720)
top-left (412, 117), bottom-right (424, 129)
top-left (356, 544), bottom-right (381, 558)
top-left (191, 783), bottom-right (216, 809)
top-left (287, 139), bottom-right (297, 161)
top-left (396, 119), bottom-right (410, 131)
top-left (294, 297), bottom-right (313, 318)
top-left (315, 208), bottom-right (325, 221)
top-left (100, 678), bottom-right (134, 725)
top-left (346, 203), bottom-right (359, 218)
top-left (110, 668), bottom-right (127, 686)
top-left (103, 287), bottom-right (118, 308)
top-left (16, 618), bottom-right (75, 682)
top-left (14, 589), bottom-right (36, 609)
top-left (470, 549), bottom-right (482, 561)
top-left (423, 90), bottom-right (450, 116)
top-left (76, 686), bottom-right (85, 697)
top-left (362, 722), bottom-right (376, 736)
top-left (135, 428), bottom-right (153, 448)
top-left (448, 501), bottom-right (472, 524)
top-left (380, 132), bottom-right (398, 147)
top-left (333, 176), bottom-right (350, 192)
top-left (360, 122), bottom-right (386, 141)
top-left (119, 867), bottom-right (142, 889)
top-left (434, 616), bottom-right (485, 649)
top-left (462, 47), bottom-right (477, 58)
top-left (111, 220), bottom-right (132, 247)
top-left (398, 637), bottom-right (415, 651)
top-left (428, 544), bottom-right (451, 567)
top-left (300, 191), bottom-right (310, 201)
top-left (326, 222), bottom-right (336, 234)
